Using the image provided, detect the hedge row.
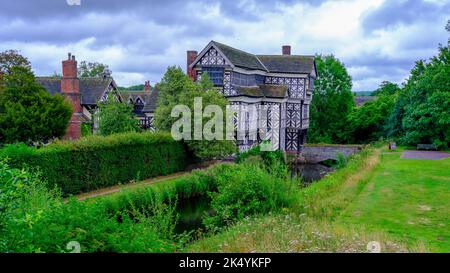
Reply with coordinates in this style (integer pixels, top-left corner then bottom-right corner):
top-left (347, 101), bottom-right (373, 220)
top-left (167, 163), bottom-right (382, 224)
top-left (0, 132), bottom-right (189, 195)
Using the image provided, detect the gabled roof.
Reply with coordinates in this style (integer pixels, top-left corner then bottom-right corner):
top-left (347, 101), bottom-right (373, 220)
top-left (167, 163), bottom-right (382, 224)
top-left (256, 55), bottom-right (315, 74)
top-left (142, 87), bottom-right (160, 113)
top-left (212, 41), bottom-right (267, 71)
top-left (193, 41), bottom-right (317, 76)
top-left (36, 77), bottom-right (117, 105)
top-left (236, 84), bottom-right (288, 98)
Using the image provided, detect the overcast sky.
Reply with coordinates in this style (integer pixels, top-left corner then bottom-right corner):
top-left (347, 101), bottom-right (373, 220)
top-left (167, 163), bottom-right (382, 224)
top-left (0, 0), bottom-right (448, 91)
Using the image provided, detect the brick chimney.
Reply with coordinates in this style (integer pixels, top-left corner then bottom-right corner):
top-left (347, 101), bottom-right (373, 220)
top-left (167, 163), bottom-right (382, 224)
top-left (187, 50), bottom-right (198, 81)
top-left (61, 53), bottom-right (82, 140)
top-left (282, 45), bottom-right (291, 55)
top-left (144, 80), bottom-right (150, 92)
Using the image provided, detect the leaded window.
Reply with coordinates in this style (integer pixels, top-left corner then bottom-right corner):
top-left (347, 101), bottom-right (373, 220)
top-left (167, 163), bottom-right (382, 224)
top-left (203, 67), bottom-right (224, 86)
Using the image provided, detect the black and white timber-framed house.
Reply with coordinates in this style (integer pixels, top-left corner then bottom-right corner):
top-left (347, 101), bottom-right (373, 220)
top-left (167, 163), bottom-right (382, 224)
top-left (187, 41), bottom-right (317, 152)
top-left (121, 81), bottom-right (159, 130)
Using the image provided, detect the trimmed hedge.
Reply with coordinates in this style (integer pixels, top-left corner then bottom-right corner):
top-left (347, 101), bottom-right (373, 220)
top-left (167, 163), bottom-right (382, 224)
top-left (0, 132), bottom-right (189, 195)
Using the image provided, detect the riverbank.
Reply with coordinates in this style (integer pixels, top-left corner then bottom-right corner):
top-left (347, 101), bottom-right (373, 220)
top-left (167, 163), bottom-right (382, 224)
top-left (187, 145), bottom-right (449, 252)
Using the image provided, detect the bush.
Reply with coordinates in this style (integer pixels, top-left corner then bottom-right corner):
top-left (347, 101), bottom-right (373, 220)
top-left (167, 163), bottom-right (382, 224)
top-left (0, 66), bottom-right (72, 144)
top-left (204, 163), bottom-right (297, 230)
top-left (0, 131), bottom-right (189, 195)
top-left (97, 94), bottom-right (140, 136)
top-left (235, 144), bottom-right (287, 178)
top-left (0, 161), bottom-right (177, 253)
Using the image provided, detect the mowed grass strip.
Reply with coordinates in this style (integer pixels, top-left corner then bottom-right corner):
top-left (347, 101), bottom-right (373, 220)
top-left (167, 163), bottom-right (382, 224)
top-left (337, 151), bottom-right (450, 252)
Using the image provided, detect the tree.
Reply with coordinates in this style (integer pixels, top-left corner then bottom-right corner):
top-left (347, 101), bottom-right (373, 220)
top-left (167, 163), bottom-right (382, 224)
top-left (308, 55), bottom-right (354, 143)
top-left (0, 50), bottom-right (31, 75)
top-left (372, 81), bottom-right (401, 97)
top-left (400, 44), bottom-right (450, 149)
top-left (0, 66), bottom-right (72, 144)
top-left (154, 67), bottom-right (236, 159)
top-left (346, 94), bottom-right (396, 143)
top-left (78, 61), bottom-right (108, 78)
top-left (386, 23), bottom-right (450, 149)
top-left (96, 95), bottom-right (140, 136)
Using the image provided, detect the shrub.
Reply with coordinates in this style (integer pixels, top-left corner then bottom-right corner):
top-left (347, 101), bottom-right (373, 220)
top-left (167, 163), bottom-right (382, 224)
top-left (0, 131), bottom-right (188, 195)
top-left (235, 144), bottom-right (287, 178)
top-left (0, 66), bottom-right (72, 144)
top-left (0, 161), bottom-right (177, 253)
top-left (203, 163), bottom-right (298, 230)
top-left (97, 94), bottom-right (140, 136)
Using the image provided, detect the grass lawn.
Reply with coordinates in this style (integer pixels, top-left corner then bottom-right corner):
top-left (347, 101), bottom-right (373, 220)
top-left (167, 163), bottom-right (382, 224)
top-left (336, 150), bottom-right (450, 252)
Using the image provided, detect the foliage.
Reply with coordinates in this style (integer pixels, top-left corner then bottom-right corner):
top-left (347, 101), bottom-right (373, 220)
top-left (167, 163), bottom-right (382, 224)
top-left (78, 61), bottom-right (108, 78)
top-left (0, 163), bottom-right (176, 253)
top-left (235, 144), bottom-right (287, 178)
top-left (154, 66), bottom-right (236, 159)
top-left (81, 122), bottom-right (93, 137)
top-left (119, 84), bottom-right (146, 91)
top-left (372, 81), bottom-right (401, 97)
top-left (96, 94), bottom-right (140, 136)
top-left (0, 50), bottom-right (31, 75)
top-left (0, 132), bottom-right (188, 195)
top-left (345, 93), bottom-right (396, 143)
top-left (309, 55), bottom-right (355, 143)
top-left (203, 163), bottom-right (297, 230)
top-left (399, 44), bottom-right (450, 149)
top-left (0, 66), bottom-right (72, 145)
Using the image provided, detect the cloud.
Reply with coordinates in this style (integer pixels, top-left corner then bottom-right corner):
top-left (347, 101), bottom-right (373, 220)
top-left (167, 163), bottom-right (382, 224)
top-left (0, 0), bottom-right (448, 90)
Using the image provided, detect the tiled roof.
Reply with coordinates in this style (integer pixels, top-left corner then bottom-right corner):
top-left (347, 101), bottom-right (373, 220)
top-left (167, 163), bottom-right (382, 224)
top-left (36, 77), bottom-right (114, 105)
top-left (354, 96), bottom-right (377, 106)
top-left (256, 55), bottom-right (315, 74)
top-left (237, 84), bottom-right (288, 98)
top-left (142, 87), bottom-right (160, 113)
top-left (212, 41), bottom-right (267, 71)
top-left (208, 41), bottom-right (315, 74)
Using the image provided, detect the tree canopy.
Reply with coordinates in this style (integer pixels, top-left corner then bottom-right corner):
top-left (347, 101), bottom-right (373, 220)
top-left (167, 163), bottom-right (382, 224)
top-left (96, 95), bottom-right (140, 136)
top-left (0, 50), bottom-right (31, 75)
top-left (308, 54), bottom-right (355, 143)
top-left (154, 66), bottom-right (236, 159)
top-left (78, 61), bottom-right (109, 78)
top-left (0, 66), bottom-right (72, 144)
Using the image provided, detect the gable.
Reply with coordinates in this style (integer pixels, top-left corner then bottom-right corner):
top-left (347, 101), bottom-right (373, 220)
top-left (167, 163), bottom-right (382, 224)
top-left (191, 42), bottom-right (233, 69)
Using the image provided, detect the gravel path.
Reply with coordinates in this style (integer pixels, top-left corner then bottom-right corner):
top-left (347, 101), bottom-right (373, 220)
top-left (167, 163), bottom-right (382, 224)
top-left (401, 150), bottom-right (450, 160)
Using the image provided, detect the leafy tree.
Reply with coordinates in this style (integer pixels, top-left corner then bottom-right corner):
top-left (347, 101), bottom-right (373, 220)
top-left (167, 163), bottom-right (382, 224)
top-left (372, 81), bottom-right (401, 97)
top-left (96, 95), bottom-right (140, 136)
top-left (0, 50), bottom-right (31, 75)
top-left (399, 44), bottom-right (450, 148)
top-left (78, 61), bottom-right (108, 78)
top-left (0, 66), bottom-right (72, 144)
top-left (154, 67), bottom-right (236, 159)
top-left (308, 55), bottom-right (354, 143)
top-left (387, 23), bottom-right (449, 149)
top-left (346, 94), bottom-right (396, 143)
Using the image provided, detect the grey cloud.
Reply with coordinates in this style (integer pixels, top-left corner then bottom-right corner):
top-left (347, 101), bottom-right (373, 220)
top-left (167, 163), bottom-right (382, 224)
top-left (362, 0), bottom-right (450, 32)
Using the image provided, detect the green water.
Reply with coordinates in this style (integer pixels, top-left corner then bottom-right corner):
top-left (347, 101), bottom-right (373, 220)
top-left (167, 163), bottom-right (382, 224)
top-left (175, 195), bottom-right (212, 234)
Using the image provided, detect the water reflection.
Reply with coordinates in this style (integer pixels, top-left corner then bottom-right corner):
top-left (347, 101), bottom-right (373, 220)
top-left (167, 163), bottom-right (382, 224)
top-left (291, 163), bottom-right (334, 184)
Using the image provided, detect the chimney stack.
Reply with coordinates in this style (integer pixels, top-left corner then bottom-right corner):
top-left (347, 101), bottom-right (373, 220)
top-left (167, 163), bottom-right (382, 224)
top-left (282, 45), bottom-right (291, 55)
top-left (187, 50), bottom-right (198, 81)
top-left (144, 80), bottom-right (150, 92)
top-left (61, 52), bottom-right (82, 140)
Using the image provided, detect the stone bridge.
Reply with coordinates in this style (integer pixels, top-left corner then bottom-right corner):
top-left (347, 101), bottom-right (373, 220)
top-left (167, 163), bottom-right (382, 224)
top-left (287, 144), bottom-right (364, 164)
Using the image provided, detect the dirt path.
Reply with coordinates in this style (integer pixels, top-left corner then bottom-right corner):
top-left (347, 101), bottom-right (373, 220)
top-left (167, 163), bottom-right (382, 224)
top-left (401, 150), bottom-right (450, 160)
top-left (70, 159), bottom-right (229, 202)
top-left (70, 171), bottom-right (188, 201)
